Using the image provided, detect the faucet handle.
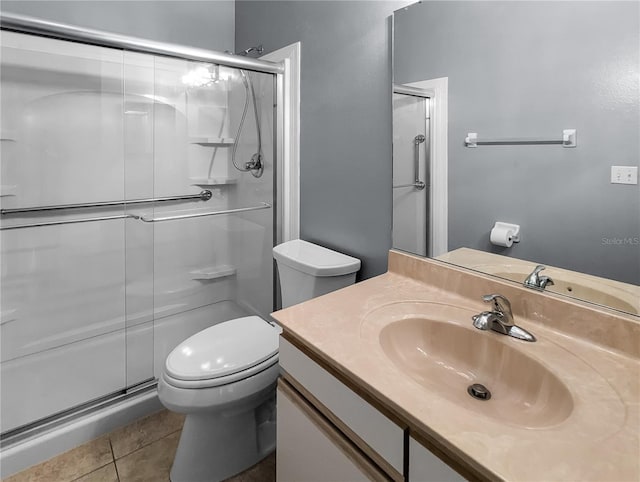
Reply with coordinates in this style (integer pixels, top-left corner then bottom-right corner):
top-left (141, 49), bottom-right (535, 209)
top-left (482, 293), bottom-right (512, 315)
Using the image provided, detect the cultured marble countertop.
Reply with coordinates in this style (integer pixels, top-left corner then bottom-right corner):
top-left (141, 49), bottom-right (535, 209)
top-left (272, 251), bottom-right (640, 482)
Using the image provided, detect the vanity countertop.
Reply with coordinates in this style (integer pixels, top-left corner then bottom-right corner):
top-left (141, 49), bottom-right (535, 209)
top-left (272, 250), bottom-right (640, 482)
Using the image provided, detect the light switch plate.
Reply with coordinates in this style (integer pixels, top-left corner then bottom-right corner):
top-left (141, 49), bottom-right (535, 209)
top-left (611, 166), bottom-right (638, 185)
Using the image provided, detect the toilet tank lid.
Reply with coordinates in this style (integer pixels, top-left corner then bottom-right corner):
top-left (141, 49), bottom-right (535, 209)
top-left (273, 239), bottom-right (361, 277)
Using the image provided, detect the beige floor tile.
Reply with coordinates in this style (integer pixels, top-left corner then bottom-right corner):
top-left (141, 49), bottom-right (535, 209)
top-left (72, 463), bottom-right (119, 482)
top-left (225, 453), bottom-right (276, 482)
top-left (109, 409), bottom-right (185, 459)
top-left (115, 431), bottom-right (180, 482)
top-left (3, 435), bottom-right (113, 482)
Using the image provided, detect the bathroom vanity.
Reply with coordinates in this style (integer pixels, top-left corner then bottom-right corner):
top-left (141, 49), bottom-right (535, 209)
top-left (272, 250), bottom-right (640, 481)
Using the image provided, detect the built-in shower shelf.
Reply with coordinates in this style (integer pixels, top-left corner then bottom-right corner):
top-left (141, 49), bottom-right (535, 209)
top-left (190, 264), bottom-right (237, 281)
top-left (0, 185), bottom-right (17, 197)
top-left (190, 177), bottom-right (237, 186)
top-left (189, 137), bottom-right (235, 147)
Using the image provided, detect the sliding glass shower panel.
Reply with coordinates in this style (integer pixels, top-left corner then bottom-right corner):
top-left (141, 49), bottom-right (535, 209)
top-left (123, 52), bottom-right (156, 387)
top-left (0, 32), bottom-right (128, 433)
top-left (149, 62), bottom-right (276, 376)
top-left (228, 70), bottom-right (275, 318)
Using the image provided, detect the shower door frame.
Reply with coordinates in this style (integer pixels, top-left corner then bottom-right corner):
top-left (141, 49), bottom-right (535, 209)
top-left (0, 12), bottom-right (300, 455)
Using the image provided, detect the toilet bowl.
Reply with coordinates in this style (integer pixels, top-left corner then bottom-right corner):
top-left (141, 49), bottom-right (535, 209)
top-left (158, 240), bottom-right (360, 482)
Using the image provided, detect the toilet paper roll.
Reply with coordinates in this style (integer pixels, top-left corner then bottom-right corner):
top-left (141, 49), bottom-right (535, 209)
top-left (490, 226), bottom-right (514, 247)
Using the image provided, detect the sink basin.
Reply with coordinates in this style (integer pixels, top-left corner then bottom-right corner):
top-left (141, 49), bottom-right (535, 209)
top-left (363, 303), bottom-right (574, 429)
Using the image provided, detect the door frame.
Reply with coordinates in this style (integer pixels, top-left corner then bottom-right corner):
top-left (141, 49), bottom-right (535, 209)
top-left (261, 42), bottom-right (301, 243)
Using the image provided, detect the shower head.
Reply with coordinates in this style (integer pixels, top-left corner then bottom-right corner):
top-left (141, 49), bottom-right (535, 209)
top-left (238, 45), bottom-right (264, 57)
top-left (414, 134), bottom-right (426, 144)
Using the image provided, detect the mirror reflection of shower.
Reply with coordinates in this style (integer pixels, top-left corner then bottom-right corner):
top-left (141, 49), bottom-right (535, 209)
top-left (392, 92), bottom-right (430, 257)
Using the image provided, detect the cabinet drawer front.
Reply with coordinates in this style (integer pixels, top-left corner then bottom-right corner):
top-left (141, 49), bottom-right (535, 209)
top-left (280, 337), bottom-right (405, 475)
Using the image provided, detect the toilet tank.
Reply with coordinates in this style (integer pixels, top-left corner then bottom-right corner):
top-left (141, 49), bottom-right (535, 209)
top-left (273, 240), bottom-right (361, 308)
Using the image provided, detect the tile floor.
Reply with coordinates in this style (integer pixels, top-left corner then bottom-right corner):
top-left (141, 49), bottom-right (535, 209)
top-left (3, 410), bottom-right (276, 482)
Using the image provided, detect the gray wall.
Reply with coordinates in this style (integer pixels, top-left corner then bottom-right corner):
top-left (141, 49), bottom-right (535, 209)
top-left (236, 1), bottom-right (410, 280)
top-left (394, 1), bottom-right (639, 284)
top-left (1, 1), bottom-right (234, 51)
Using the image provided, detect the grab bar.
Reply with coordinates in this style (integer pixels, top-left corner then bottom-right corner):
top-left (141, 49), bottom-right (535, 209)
top-left (413, 135), bottom-right (426, 190)
top-left (136, 202), bottom-right (272, 223)
top-left (394, 134), bottom-right (426, 190)
top-left (0, 214), bottom-right (133, 230)
top-left (0, 190), bottom-right (213, 216)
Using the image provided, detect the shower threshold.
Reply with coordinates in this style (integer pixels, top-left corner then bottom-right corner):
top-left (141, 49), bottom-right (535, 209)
top-left (0, 379), bottom-right (161, 478)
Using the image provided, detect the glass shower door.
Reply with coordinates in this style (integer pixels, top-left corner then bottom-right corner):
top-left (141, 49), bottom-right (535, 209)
top-left (0, 30), bottom-right (277, 436)
top-left (0, 32), bottom-right (130, 433)
top-left (147, 60), bottom-right (276, 377)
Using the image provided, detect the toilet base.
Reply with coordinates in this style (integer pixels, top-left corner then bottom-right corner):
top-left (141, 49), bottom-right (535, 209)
top-left (169, 391), bottom-right (276, 482)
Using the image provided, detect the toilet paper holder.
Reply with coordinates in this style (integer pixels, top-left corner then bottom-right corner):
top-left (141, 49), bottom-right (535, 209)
top-left (491, 222), bottom-right (520, 245)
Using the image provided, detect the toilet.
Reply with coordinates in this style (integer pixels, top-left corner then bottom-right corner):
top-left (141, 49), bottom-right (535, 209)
top-left (157, 239), bottom-right (361, 482)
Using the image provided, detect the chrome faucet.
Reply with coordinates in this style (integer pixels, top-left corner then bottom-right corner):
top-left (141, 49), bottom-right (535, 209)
top-left (472, 294), bottom-right (536, 342)
top-left (524, 265), bottom-right (554, 291)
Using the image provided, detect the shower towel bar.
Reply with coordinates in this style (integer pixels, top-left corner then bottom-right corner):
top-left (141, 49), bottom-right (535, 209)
top-left (136, 202), bottom-right (272, 223)
top-left (465, 129), bottom-right (577, 148)
top-left (0, 203), bottom-right (272, 230)
top-left (0, 190), bottom-right (213, 216)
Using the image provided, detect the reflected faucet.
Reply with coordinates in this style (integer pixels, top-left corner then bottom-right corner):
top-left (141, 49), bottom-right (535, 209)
top-left (472, 294), bottom-right (536, 342)
top-left (524, 265), bottom-right (555, 291)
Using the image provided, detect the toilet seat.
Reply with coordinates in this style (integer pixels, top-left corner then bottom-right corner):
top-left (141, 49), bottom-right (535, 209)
top-left (163, 353), bottom-right (279, 389)
top-left (164, 316), bottom-right (279, 389)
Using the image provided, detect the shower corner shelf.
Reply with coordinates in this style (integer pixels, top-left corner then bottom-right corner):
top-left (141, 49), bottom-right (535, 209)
top-left (190, 264), bottom-right (237, 281)
top-left (190, 177), bottom-right (238, 187)
top-left (189, 137), bottom-right (235, 147)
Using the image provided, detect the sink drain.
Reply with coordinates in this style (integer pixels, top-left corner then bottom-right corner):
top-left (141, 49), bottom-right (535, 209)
top-left (467, 383), bottom-right (491, 401)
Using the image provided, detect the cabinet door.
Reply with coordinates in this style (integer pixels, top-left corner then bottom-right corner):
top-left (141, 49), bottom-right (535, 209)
top-left (277, 381), bottom-right (389, 482)
top-left (409, 437), bottom-right (466, 482)
top-left (279, 337), bottom-right (405, 476)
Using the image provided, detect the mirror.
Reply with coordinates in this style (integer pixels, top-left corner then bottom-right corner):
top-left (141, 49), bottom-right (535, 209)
top-left (392, 1), bottom-right (639, 316)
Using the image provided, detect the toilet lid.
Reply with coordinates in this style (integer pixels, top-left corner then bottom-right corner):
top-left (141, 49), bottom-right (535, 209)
top-left (165, 316), bottom-right (279, 381)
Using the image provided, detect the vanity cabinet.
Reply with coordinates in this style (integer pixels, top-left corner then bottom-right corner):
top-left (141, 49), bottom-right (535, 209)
top-left (277, 381), bottom-right (388, 481)
top-left (278, 336), bottom-right (467, 482)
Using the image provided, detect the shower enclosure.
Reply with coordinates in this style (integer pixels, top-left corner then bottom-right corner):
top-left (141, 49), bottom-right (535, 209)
top-left (0, 22), bottom-right (281, 444)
